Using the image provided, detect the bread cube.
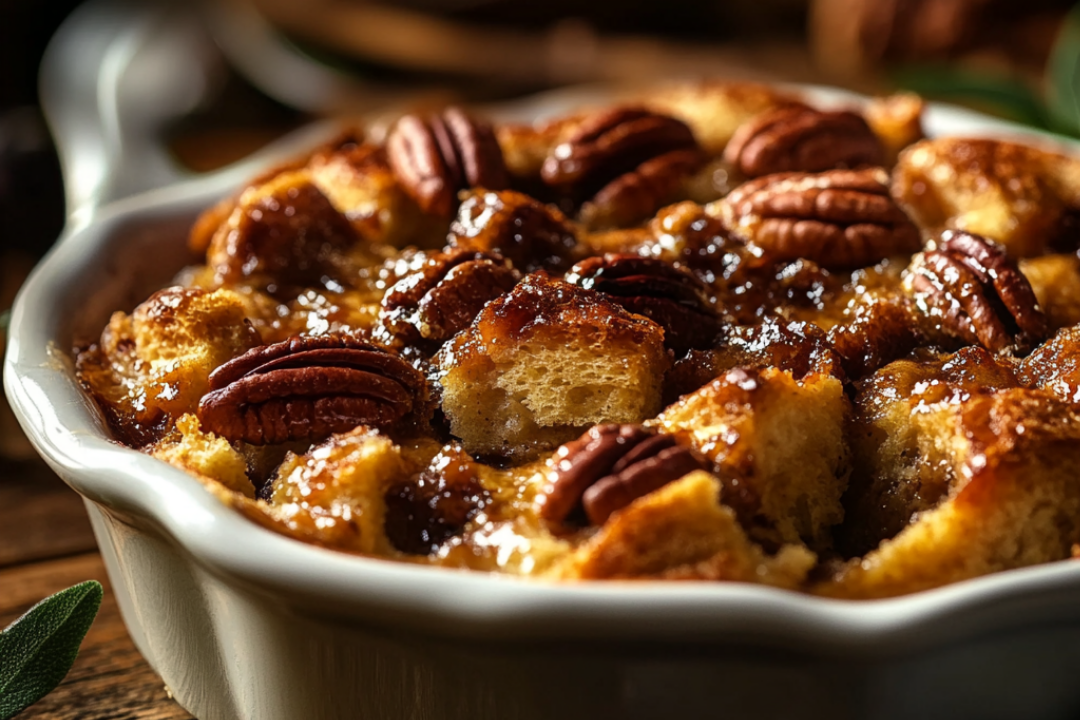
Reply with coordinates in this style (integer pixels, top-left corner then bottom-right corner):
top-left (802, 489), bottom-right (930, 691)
top-left (643, 81), bottom-right (797, 155)
top-left (821, 388), bottom-right (1080, 598)
top-left (261, 427), bottom-right (413, 554)
top-left (840, 346), bottom-right (1020, 557)
top-left (562, 470), bottom-right (815, 587)
top-left (151, 414), bottom-right (253, 497)
top-left (893, 137), bottom-right (1080, 258)
top-left (656, 366), bottom-right (850, 551)
top-left (206, 170), bottom-right (377, 287)
top-left (438, 273), bottom-right (669, 462)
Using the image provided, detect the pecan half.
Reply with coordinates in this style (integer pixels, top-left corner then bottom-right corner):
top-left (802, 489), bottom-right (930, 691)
top-left (724, 105), bottom-right (884, 178)
top-left (565, 254), bottom-right (724, 356)
top-left (384, 444), bottom-right (489, 555)
top-left (387, 107), bottom-right (509, 218)
top-left (541, 107), bottom-right (700, 207)
top-left (582, 149), bottom-right (704, 229)
top-left (448, 190), bottom-right (581, 273)
top-left (375, 249), bottom-right (520, 353)
top-left (720, 168), bottom-right (922, 269)
top-left (198, 334), bottom-right (426, 444)
top-left (906, 230), bottom-right (1048, 353)
top-left (539, 424), bottom-right (709, 526)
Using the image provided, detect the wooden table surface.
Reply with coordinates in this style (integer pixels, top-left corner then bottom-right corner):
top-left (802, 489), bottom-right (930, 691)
top-left (0, 456), bottom-right (194, 719)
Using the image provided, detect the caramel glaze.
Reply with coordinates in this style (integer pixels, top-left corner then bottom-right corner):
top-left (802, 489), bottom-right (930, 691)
top-left (856, 345), bottom-right (1020, 423)
top-left (838, 346), bottom-right (1022, 557)
top-left (469, 272), bottom-right (660, 347)
top-left (73, 96), bottom-right (1080, 591)
top-left (1018, 325), bottom-right (1080, 403)
top-left (75, 340), bottom-right (170, 448)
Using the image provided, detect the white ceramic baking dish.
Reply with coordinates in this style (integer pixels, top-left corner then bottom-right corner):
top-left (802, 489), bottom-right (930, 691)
top-left (9, 3), bottom-right (1080, 719)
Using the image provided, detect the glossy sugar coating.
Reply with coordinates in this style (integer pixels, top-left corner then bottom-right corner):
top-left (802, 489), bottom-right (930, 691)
top-left (74, 81), bottom-right (1080, 597)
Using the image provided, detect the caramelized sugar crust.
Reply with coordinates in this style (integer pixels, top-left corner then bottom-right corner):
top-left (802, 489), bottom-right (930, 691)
top-left (75, 83), bottom-right (1080, 597)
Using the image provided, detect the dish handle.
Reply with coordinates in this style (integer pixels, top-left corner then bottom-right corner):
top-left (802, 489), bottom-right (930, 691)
top-left (39, 0), bottom-right (223, 228)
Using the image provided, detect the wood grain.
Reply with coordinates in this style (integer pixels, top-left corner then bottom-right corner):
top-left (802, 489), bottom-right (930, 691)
top-left (0, 459), bottom-right (97, 568)
top-left (0, 553), bottom-right (195, 720)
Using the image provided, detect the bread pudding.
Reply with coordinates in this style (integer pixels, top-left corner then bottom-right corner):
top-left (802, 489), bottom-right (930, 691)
top-left (74, 83), bottom-right (1080, 598)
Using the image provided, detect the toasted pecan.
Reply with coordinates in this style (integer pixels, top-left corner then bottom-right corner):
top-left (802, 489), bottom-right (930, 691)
top-left (375, 249), bottom-right (520, 354)
top-left (720, 167), bottom-right (922, 269)
top-left (448, 190), bottom-right (582, 273)
top-left (906, 231), bottom-right (1047, 353)
top-left (725, 105), bottom-right (884, 178)
top-left (387, 107), bottom-right (508, 218)
top-left (565, 254), bottom-right (724, 355)
top-left (198, 334), bottom-right (426, 444)
top-left (541, 107), bottom-right (702, 220)
top-left (539, 424), bottom-right (708, 526)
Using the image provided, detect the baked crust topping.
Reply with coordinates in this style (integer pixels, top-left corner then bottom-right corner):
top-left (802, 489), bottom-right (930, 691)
top-left (74, 82), bottom-right (1080, 598)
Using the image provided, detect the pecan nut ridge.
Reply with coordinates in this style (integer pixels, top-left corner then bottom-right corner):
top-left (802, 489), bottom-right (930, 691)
top-left (387, 107), bottom-right (508, 217)
top-left (565, 254), bottom-right (724, 355)
top-left (539, 424), bottom-right (709, 526)
top-left (376, 249), bottom-right (521, 352)
top-left (906, 231), bottom-right (1047, 353)
top-left (720, 168), bottom-right (922, 269)
top-left (198, 334), bottom-right (426, 444)
top-left (584, 148), bottom-right (705, 229)
top-left (724, 105), bottom-right (884, 178)
top-left (541, 107), bottom-right (699, 203)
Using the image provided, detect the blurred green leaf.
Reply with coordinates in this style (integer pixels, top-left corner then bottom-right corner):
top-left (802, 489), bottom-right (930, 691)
top-left (0, 309), bottom-right (9, 336)
top-left (1048, 3), bottom-right (1080, 137)
top-left (0, 581), bottom-right (103, 720)
top-left (893, 65), bottom-right (1052, 130)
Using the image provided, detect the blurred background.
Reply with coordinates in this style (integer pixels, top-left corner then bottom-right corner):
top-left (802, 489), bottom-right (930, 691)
top-left (1, 1), bottom-right (1078, 715)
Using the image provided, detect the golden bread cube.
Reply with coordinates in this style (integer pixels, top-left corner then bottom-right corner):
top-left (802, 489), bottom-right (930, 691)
top-left (1018, 326), bottom-right (1080, 405)
top-left (892, 137), bottom-right (1080, 258)
top-left (496, 114), bottom-right (583, 180)
top-left (656, 366), bottom-right (850, 550)
top-left (151, 414), bottom-right (253, 497)
top-left (1020, 253), bottom-right (1080, 332)
top-left (74, 286), bottom-right (258, 442)
top-left (130, 286), bottom-right (261, 421)
top-left (643, 81), bottom-right (796, 155)
top-left (206, 170), bottom-right (378, 286)
top-left (562, 470), bottom-right (815, 587)
top-left (306, 139), bottom-right (446, 250)
top-left (821, 389), bottom-right (1080, 599)
top-left (438, 273), bottom-right (669, 462)
top-left (863, 93), bottom-right (925, 166)
top-left (261, 427), bottom-right (412, 554)
top-left (840, 347), bottom-right (1020, 556)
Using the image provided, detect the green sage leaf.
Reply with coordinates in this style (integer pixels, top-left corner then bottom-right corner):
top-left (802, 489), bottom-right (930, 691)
top-left (893, 64), bottom-right (1052, 130)
top-left (1048, 2), bottom-right (1080, 137)
top-left (0, 580), bottom-right (103, 720)
top-left (0, 309), bottom-right (10, 336)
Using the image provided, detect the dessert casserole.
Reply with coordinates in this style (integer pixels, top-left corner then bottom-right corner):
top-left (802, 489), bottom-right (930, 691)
top-left (74, 82), bottom-right (1080, 599)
